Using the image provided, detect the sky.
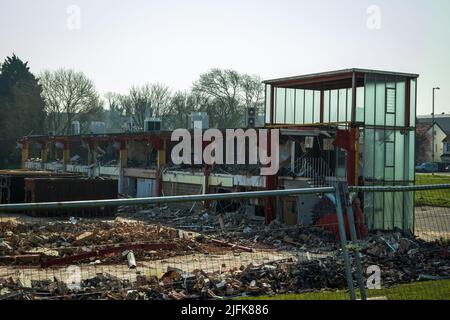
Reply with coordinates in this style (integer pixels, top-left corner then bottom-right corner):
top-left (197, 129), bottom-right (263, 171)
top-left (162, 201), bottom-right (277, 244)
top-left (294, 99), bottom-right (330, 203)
top-left (0, 0), bottom-right (449, 115)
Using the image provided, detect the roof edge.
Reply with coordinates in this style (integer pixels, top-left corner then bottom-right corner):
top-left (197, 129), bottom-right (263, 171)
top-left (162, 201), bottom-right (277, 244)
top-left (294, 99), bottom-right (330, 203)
top-left (263, 68), bottom-right (419, 85)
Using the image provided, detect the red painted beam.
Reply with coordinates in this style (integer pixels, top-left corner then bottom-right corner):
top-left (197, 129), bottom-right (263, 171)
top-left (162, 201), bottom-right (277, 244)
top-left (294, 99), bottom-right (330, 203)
top-left (320, 90), bottom-right (324, 123)
top-left (405, 79), bottom-right (411, 127)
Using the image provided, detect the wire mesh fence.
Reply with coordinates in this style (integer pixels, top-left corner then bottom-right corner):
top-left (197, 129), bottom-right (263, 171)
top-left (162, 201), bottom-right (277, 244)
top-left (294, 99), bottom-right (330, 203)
top-left (0, 183), bottom-right (449, 300)
top-left (350, 184), bottom-right (450, 300)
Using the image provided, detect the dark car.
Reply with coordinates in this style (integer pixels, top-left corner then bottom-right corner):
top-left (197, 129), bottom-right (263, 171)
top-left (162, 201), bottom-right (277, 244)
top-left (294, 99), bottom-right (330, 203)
top-left (415, 163), bottom-right (438, 173)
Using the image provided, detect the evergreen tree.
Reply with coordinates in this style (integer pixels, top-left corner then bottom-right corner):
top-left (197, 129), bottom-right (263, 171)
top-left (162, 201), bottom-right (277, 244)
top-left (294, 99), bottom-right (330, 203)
top-left (0, 54), bottom-right (45, 168)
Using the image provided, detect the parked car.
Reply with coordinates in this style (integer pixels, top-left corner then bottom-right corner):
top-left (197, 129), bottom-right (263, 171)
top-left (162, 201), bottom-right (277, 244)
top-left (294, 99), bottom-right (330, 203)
top-left (415, 163), bottom-right (438, 173)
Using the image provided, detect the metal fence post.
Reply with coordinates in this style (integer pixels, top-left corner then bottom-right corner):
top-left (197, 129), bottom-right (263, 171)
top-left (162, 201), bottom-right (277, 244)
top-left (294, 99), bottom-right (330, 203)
top-left (332, 183), bottom-right (356, 300)
top-left (342, 183), bottom-right (367, 300)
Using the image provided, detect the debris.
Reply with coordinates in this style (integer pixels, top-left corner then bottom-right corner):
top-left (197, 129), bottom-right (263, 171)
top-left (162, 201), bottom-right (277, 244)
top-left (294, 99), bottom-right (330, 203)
top-left (0, 240), bottom-right (13, 254)
top-left (417, 274), bottom-right (450, 281)
top-left (16, 271), bottom-right (32, 289)
top-left (209, 239), bottom-right (253, 253)
top-left (41, 242), bottom-right (178, 268)
top-left (73, 231), bottom-right (95, 245)
top-left (26, 248), bottom-right (59, 257)
top-left (124, 250), bottom-right (137, 269)
top-left (69, 217), bottom-right (78, 225)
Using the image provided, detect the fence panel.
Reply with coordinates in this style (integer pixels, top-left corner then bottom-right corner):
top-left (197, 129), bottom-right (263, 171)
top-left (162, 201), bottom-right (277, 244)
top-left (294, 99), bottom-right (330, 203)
top-left (0, 187), bottom-right (361, 300)
top-left (350, 184), bottom-right (450, 300)
top-left (0, 184), bottom-right (449, 300)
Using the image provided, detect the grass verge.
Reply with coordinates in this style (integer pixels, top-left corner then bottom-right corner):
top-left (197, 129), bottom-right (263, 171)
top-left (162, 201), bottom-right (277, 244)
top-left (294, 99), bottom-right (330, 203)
top-left (236, 279), bottom-right (450, 300)
top-left (415, 174), bottom-right (450, 207)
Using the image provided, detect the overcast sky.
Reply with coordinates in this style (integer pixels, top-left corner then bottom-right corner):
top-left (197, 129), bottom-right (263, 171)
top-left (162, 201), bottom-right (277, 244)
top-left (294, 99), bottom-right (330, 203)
top-left (0, 0), bottom-right (448, 115)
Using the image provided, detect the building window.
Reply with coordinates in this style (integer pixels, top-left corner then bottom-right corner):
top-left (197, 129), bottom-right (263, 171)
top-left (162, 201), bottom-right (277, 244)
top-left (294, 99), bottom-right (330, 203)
top-left (386, 88), bottom-right (396, 114)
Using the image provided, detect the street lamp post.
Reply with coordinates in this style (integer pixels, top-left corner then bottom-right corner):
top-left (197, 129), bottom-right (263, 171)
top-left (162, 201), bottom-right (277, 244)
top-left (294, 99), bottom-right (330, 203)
top-left (432, 87), bottom-right (440, 175)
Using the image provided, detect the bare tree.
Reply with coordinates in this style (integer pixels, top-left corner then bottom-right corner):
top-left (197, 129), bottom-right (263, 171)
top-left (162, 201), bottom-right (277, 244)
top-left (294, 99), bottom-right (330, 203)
top-left (240, 74), bottom-right (264, 113)
top-left (104, 92), bottom-right (126, 131)
top-left (150, 83), bottom-right (171, 117)
top-left (121, 83), bottom-right (171, 129)
top-left (193, 68), bottom-right (241, 128)
top-left (164, 91), bottom-right (202, 129)
top-left (192, 68), bottom-right (264, 128)
top-left (40, 69), bottom-right (103, 134)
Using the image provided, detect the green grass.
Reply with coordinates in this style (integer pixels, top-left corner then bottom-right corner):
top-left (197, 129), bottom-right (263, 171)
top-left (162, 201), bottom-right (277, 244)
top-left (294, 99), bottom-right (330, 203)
top-left (236, 280), bottom-right (450, 300)
top-left (415, 174), bottom-right (450, 207)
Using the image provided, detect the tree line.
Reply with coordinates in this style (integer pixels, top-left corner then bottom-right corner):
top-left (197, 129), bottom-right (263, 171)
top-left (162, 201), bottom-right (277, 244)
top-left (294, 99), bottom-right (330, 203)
top-left (0, 54), bottom-right (264, 167)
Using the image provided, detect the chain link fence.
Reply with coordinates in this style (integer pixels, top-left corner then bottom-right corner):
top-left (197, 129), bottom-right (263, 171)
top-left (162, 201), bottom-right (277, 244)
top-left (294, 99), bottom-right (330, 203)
top-left (0, 184), bottom-right (449, 300)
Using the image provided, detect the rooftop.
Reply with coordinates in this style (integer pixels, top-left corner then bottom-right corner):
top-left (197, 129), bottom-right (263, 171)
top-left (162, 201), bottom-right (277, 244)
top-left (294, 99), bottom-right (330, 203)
top-left (263, 68), bottom-right (419, 90)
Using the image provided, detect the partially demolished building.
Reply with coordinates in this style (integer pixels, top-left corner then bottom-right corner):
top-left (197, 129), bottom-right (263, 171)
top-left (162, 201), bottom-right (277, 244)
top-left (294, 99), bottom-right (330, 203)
top-left (15, 69), bottom-right (419, 232)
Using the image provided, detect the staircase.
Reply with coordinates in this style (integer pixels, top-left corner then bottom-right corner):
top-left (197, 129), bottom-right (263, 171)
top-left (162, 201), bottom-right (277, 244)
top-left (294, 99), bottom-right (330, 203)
top-left (292, 155), bottom-right (334, 187)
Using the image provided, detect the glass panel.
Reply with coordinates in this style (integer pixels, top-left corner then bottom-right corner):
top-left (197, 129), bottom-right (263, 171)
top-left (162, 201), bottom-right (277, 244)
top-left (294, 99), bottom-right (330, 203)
top-left (330, 90), bottom-right (338, 123)
top-left (295, 89), bottom-right (304, 124)
top-left (374, 129), bottom-right (385, 181)
top-left (384, 192), bottom-right (394, 230)
top-left (385, 142), bottom-right (394, 167)
top-left (324, 91), bottom-right (330, 123)
top-left (338, 89), bottom-right (347, 122)
top-left (347, 88), bottom-right (352, 122)
top-left (374, 192), bottom-right (384, 230)
top-left (275, 88), bottom-right (286, 124)
top-left (395, 131), bottom-right (405, 180)
top-left (304, 90), bottom-right (313, 123)
top-left (404, 188), bottom-right (414, 232)
top-left (285, 89), bottom-right (295, 124)
top-left (313, 91), bottom-right (320, 123)
top-left (385, 130), bottom-right (394, 142)
top-left (365, 75), bottom-right (376, 125)
top-left (364, 128), bottom-right (375, 179)
top-left (364, 191), bottom-right (374, 230)
top-left (356, 86), bottom-right (365, 122)
top-left (410, 79), bottom-right (417, 127)
top-left (386, 114), bottom-right (395, 126)
top-left (394, 191), bottom-right (404, 229)
top-left (375, 78), bottom-right (386, 126)
top-left (408, 131), bottom-right (415, 180)
top-left (386, 88), bottom-right (396, 113)
top-left (385, 167), bottom-right (394, 181)
top-left (265, 85), bottom-right (271, 124)
top-left (396, 81), bottom-right (406, 127)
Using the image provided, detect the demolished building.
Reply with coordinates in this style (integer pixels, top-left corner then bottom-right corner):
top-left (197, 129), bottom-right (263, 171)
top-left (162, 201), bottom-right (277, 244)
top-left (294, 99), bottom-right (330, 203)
top-left (16, 69), bottom-right (419, 232)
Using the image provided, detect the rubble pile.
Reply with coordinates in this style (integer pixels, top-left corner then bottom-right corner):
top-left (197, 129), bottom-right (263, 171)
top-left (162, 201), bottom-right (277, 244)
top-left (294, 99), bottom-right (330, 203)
top-left (127, 207), bottom-right (338, 251)
top-left (0, 218), bottom-right (255, 266)
top-left (0, 257), bottom-right (349, 300)
top-left (216, 222), bottom-right (338, 252)
top-left (0, 210), bottom-right (448, 299)
top-left (361, 231), bottom-right (450, 284)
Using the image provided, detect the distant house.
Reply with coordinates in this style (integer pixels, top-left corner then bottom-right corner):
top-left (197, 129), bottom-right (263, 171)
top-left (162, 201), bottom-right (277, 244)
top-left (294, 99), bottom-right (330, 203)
top-left (417, 114), bottom-right (450, 163)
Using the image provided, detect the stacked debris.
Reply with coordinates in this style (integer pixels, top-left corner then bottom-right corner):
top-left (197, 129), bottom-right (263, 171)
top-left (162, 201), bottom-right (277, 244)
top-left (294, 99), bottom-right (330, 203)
top-left (361, 231), bottom-right (450, 284)
top-left (0, 217), bottom-right (257, 267)
top-left (1, 229), bottom-right (449, 300)
top-left (0, 257), bottom-right (348, 300)
top-left (127, 207), bottom-right (338, 250)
